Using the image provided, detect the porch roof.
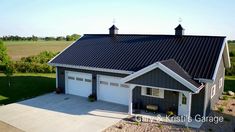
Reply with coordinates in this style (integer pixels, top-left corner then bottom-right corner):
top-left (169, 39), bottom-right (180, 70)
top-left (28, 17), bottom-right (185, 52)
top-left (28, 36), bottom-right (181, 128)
top-left (121, 59), bottom-right (204, 93)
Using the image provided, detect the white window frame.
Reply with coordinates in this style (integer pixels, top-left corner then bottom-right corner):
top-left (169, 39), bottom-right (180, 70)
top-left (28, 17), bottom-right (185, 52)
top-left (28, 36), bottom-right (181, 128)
top-left (211, 85), bottom-right (216, 98)
top-left (141, 87), bottom-right (164, 98)
top-left (219, 77), bottom-right (223, 89)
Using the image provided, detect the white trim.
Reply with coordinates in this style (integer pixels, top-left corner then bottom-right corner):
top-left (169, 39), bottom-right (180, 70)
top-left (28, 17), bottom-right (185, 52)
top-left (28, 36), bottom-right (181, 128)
top-left (128, 85), bottom-right (135, 115)
top-left (223, 41), bottom-right (231, 68)
top-left (211, 84), bottom-right (216, 99)
top-left (49, 63), bottom-right (134, 75)
top-left (203, 84), bottom-right (208, 117)
top-left (212, 39), bottom-right (229, 81)
top-left (185, 92), bottom-right (192, 127)
top-left (194, 78), bottom-right (213, 83)
top-left (141, 87), bottom-right (164, 98)
top-left (56, 67), bottom-right (58, 88)
top-left (121, 62), bottom-right (200, 93)
top-left (48, 39), bottom-right (79, 64)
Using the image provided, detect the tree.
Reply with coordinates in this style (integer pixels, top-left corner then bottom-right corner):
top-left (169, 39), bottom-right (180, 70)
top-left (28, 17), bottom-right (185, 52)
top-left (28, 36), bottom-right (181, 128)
top-left (66, 34), bottom-right (81, 41)
top-left (4, 61), bottom-right (14, 87)
top-left (0, 40), bottom-right (9, 65)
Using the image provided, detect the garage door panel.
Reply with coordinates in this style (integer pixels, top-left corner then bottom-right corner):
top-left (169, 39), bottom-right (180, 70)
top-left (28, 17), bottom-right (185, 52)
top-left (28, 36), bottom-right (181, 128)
top-left (98, 75), bottom-right (129, 105)
top-left (66, 71), bottom-right (92, 97)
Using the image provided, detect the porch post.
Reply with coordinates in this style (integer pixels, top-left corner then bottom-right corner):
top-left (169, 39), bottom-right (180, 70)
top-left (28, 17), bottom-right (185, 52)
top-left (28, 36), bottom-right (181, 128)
top-left (56, 67), bottom-right (58, 88)
top-left (185, 92), bottom-right (192, 127)
top-left (128, 85), bottom-right (135, 115)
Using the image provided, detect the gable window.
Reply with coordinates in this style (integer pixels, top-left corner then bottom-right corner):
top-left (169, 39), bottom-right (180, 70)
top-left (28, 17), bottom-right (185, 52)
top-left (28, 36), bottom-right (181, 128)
top-left (211, 85), bottom-right (216, 98)
top-left (219, 77), bottom-right (223, 89)
top-left (141, 87), bottom-right (164, 98)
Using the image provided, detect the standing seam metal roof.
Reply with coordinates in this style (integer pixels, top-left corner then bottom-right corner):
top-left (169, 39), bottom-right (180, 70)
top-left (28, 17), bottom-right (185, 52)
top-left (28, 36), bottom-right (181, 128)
top-left (50, 34), bottom-right (225, 79)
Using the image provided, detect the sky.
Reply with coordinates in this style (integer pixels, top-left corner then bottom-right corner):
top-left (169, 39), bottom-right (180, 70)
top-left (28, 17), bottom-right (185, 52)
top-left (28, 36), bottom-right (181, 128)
top-left (0, 0), bottom-right (235, 39)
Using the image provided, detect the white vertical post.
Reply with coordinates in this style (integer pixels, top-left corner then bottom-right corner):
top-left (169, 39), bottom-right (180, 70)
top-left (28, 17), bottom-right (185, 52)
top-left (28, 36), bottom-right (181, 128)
top-left (56, 67), bottom-right (58, 88)
top-left (128, 86), bottom-right (134, 115)
top-left (185, 92), bottom-right (192, 127)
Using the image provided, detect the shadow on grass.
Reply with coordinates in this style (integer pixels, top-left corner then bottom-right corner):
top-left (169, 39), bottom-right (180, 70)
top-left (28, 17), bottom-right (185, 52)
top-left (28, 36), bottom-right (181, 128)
top-left (224, 79), bottom-right (235, 92)
top-left (0, 75), bottom-right (55, 105)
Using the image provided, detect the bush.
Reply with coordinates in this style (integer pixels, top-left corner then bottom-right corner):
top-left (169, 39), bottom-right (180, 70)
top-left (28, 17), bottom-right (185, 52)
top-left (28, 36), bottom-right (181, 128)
top-left (223, 95), bottom-right (229, 100)
top-left (218, 107), bottom-right (224, 113)
top-left (88, 94), bottom-right (96, 102)
top-left (167, 111), bottom-right (174, 116)
top-left (13, 51), bottom-right (57, 73)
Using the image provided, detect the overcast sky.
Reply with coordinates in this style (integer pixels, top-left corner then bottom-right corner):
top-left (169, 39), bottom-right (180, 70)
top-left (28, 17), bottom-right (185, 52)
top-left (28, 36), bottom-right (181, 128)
top-left (0, 0), bottom-right (234, 39)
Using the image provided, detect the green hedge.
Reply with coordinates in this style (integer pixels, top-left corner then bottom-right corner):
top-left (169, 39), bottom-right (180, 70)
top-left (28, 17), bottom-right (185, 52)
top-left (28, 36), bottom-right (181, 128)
top-left (14, 51), bottom-right (57, 73)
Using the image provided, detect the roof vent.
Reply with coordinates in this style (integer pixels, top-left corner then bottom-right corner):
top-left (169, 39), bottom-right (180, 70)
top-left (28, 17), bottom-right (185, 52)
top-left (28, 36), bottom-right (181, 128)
top-left (109, 25), bottom-right (118, 36)
top-left (175, 24), bottom-right (184, 36)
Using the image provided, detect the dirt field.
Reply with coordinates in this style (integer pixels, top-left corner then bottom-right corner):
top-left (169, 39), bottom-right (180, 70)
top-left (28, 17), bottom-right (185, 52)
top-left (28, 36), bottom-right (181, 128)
top-left (5, 41), bottom-right (71, 60)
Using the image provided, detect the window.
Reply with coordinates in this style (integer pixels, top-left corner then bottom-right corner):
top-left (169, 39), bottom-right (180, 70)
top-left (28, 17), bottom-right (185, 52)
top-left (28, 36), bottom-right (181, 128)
top-left (100, 81), bottom-right (108, 85)
top-left (182, 94), bottom-right (187, 104)
top-left (211, 85), bottom-right (216, 98)
top-left (76, 77), bottom-right (83, 81)
top-left (141, 87), bottom-right (164, 98)
top-left (85, 79), bottom-right (91, 83)
top-left (219, 77), bottom-right (223, 89)
top-left (68, 76), bottom-right (75, 80)
top-left (120, 84), bottom-right (129, 88)
top-left (110, 82), bottom-right (119, 87)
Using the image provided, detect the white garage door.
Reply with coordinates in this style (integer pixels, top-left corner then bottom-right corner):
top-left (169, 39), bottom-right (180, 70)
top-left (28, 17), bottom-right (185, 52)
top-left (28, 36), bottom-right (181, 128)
top-left (65, 71), bottom-right (92, 97)
top-left (98, 75), bottom-right (129, 105)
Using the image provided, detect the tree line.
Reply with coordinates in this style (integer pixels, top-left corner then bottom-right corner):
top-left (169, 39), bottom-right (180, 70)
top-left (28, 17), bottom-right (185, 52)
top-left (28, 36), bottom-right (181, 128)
top-left (0, 34), bottom-right (81, 41)
top-left (228, 40), bottom-right (235, 43)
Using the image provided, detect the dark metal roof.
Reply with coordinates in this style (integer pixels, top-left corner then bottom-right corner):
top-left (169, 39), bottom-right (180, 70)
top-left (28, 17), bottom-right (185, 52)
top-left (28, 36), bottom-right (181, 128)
top-left (160, 59), bottom-right (201, 88)
top-left (50, 34), bottom-right (225, 79)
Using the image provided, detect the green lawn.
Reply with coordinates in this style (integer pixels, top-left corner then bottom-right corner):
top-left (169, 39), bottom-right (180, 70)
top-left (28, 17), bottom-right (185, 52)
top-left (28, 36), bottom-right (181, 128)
top-left (228, 43), bottom-right (235, 52)
top-left (5, 40), bottom-right (71, 60)
top-left (0, 73), bottom-right (56, 105)
top-left (224, 76), bottom-right (235, 92)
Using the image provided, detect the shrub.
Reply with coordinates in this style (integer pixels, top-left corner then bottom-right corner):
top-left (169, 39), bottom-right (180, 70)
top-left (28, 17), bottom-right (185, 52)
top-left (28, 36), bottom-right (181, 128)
top-left (134, 121), bottom-right (141, 126)
top-left (14, 51), bottom-right (57, 73)
top-left (218, 107), bottom-right (224, 113)
top-left (167, 111), bottom-right (174, 116)
top-left (157, 124), bottom-right (163, 129)
top-left (223, 95), bottom-right (229, 100)
top-left (88, 94), bottom-right (96, 102)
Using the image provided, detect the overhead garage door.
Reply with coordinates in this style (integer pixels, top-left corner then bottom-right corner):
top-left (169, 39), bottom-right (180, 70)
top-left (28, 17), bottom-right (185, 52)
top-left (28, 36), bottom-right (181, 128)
top-left (65, 71), bottom-right (92, 97)
top-left (98, 75), bottom-right (129, 105)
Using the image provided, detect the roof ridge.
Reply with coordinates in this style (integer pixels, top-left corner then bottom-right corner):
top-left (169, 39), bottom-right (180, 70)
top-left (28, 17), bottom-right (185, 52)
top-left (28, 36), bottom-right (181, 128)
top-left (83, 34), bottom-right (226, 38)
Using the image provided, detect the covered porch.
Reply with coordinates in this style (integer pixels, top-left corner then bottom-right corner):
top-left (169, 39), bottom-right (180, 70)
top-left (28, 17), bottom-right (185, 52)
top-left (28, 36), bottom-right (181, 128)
top-left (121, 60), bottom-right (204, 127)
top-left (128, 85), bottom-right (195, 127)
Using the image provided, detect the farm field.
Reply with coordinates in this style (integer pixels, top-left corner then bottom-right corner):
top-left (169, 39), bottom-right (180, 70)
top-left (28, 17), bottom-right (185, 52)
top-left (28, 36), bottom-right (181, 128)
top-left (5, 41), bottom-right (72, 60)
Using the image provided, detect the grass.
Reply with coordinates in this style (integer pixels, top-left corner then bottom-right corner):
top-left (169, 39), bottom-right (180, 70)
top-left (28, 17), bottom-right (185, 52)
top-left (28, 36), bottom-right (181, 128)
top-left (5, 40), bottom-right (72, 60)
top-left (0, 73), bottom-right (55, 105)
top-left (228, 43), bottom-right (235, 52)
top-left (224, 76), bottom-right (235, 92)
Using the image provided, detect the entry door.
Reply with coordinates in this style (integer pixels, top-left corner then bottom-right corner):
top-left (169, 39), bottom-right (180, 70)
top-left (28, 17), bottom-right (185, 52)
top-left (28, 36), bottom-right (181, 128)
top-left (178, 92), bottom-right (188, 116)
